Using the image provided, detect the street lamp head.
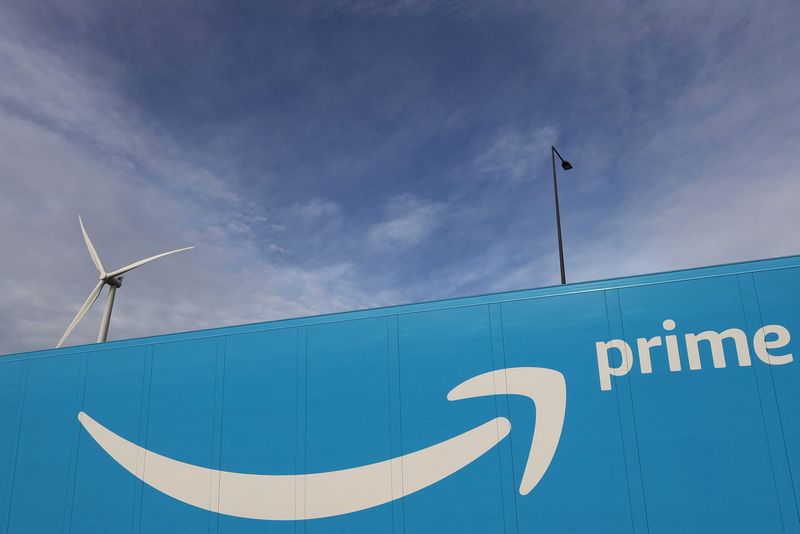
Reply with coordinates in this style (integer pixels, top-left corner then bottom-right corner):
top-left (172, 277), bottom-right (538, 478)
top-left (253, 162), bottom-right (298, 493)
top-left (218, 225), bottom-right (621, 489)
top-left (561, 160), bottom-right (573, 171)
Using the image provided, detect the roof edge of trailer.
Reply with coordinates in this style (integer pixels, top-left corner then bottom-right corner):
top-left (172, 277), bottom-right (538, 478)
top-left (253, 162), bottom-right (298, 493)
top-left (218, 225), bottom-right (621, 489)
top-left (4, 252), bottom-right (800, 361)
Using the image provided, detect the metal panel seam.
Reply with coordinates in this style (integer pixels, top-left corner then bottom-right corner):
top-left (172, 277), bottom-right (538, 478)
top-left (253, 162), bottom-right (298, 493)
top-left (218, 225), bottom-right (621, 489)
top-left (63, 353), bottom-right (89, 533)
top-left (497, 304), bottom-right (520, 533)
top-left (133, 345), bottom-right (154, 534)
top-left (752, 274), bottom-right (800, 524)
top-left (614, 290), bottom-right (651, 534)
top-left (208, 337), bottom-right (226, 534)
top-left (737, 274), bottom-right (787, 531)
top-left (1, 360), bottom-right (29, 533)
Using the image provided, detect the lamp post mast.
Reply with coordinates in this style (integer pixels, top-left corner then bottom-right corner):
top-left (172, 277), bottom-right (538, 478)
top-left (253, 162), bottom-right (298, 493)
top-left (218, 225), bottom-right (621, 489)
top-left (551, 145), bottom-right (572, 285)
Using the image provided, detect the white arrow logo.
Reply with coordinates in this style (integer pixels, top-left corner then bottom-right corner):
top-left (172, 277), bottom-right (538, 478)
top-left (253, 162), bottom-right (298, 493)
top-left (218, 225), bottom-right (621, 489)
top-left (78, 367), bottom-right (566, 520)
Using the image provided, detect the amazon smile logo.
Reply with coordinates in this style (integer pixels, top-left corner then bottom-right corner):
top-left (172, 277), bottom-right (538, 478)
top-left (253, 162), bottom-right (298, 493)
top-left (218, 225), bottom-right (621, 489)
top-left (78, 367), bottom-right (566, 521)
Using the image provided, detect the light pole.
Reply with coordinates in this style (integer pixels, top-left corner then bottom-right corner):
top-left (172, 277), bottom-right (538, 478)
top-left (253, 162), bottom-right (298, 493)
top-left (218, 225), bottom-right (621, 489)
top-left (551, 145), bottom-right (573, 285)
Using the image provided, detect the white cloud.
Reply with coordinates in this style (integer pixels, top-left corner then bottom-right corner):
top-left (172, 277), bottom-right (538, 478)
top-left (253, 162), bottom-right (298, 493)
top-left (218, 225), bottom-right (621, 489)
top-left (557, 3), bottom-right (800, 283)
top-left (1, 0), bottom-right (798, 355)
top-left (567, 169), bottom-right (800, 283)
top-left (367, 194), bottom-right (445, 249)
top-left (290, 198), bottom-right (343, 221)
top-left (0, 29), bottom-right (375, 355)
top-left (473, 126), bottom-right (558, 184)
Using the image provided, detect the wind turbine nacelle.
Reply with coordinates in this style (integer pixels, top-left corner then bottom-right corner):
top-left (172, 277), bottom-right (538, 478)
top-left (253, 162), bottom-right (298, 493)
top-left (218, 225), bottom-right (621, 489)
top-left (106, 275), bottom-right (123, 288)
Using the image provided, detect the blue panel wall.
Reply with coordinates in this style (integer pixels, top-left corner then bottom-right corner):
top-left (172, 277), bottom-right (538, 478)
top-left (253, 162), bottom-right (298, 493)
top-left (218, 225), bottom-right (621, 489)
top-left (398, 305), bottom-right (506, 533)
top-left (753, 266), bottom-right (800, 522)
top-left (218, 328), bottom-right (298, 534)
top-left (306, 317), bottom-right (393, 533)
top-left (1, 255), bottom-right (799, 533)
top-left (139, 338), bottom-right (219, 533)
top-left (618, 277), bottom-right (782, 533)
top-left (7, 353), bottom-right (84, 532)
top-left (0, 360), bottom-right (25, 533)
top-left (71, 346), bottom-right (148, 533)
top-left (500, 291), bottom-right (636, 532)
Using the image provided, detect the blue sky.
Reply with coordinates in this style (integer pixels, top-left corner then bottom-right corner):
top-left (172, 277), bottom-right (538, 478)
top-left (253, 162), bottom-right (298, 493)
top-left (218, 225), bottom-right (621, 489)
top-left (1, 0), bottom-right (799, 353)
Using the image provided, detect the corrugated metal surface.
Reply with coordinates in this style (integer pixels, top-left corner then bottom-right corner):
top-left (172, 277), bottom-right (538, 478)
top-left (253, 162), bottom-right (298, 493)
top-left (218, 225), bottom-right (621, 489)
top-left (1, 255), bottom-right (799, 533)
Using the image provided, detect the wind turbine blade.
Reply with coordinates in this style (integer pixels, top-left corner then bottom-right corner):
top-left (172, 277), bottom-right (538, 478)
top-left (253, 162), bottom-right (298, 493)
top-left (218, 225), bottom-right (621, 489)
top-left (106, 246), bottom-right (194, 278)
top-left (57, 281), bottom-right (104, 348)
top-left (79, 215), bottom-right (105, 276)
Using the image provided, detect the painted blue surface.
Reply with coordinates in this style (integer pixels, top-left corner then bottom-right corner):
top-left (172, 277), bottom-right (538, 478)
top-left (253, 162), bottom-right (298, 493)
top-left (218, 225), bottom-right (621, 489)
top-left (398, 306), bottom-right (505, 533)
top-left (71, 346), bottom-right (147, 533)
top-left (617, 277), bottom-right (782, 533)
top-left (140, 338), bottom-right (219, 533)
top-left (306, 318), bottom-right (393, 533)
top-left (500, 291), bottom-right (635, 532)
top-left (0, 254), bottom-right (799, 533)
top-left (218, 329), bottom-right (298, 534)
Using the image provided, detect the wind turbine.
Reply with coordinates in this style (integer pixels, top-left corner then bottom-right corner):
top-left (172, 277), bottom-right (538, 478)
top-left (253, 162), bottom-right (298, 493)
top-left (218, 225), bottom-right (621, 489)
top-left (56, 216), bottom-right (193, 348)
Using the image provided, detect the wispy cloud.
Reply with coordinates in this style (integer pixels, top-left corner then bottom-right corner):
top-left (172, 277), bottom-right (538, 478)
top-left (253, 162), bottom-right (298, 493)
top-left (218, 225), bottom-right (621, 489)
top-left (0, 26), bottom-right (375, 354)
top-left (472, 127), bottom-right (557, 184)
top-left (290, 198), bottom-right (343, 222)
top-left (1, 0), bottom-right (798, 355)
top-left (367, 194), bottom-right (445, 249)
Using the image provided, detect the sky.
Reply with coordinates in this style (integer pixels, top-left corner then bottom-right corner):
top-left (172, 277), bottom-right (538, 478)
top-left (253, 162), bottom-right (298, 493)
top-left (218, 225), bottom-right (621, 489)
top-left (1, 0), bottom-right (799, 354)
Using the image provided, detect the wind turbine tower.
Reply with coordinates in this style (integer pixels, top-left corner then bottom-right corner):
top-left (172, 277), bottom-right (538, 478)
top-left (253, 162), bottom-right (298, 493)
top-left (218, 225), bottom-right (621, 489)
top-left (56, 216), bottom-right (193, 348)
